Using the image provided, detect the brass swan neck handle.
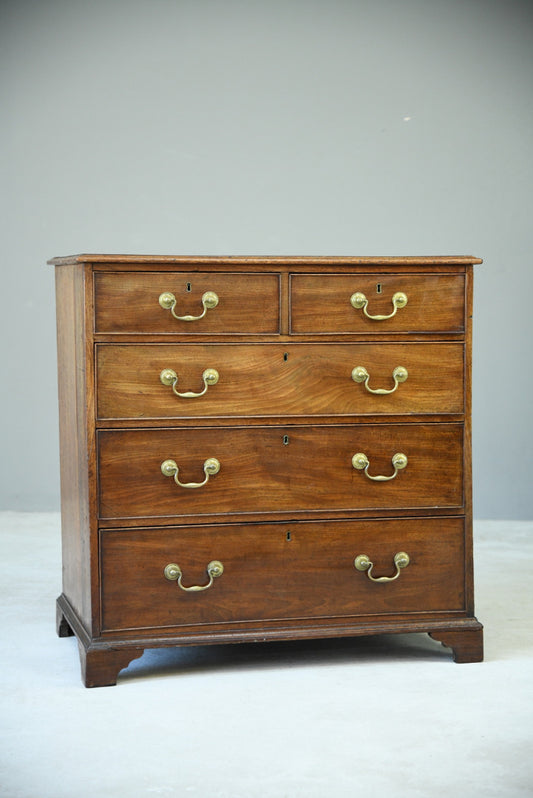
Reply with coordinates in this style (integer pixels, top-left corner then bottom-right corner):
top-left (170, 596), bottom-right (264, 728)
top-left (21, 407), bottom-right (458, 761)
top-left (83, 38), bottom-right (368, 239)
top-left (354, 552), bottom-right (410, 582)
top-left (159, 290), bottom-right (219, 321)
top-left (351, 365), bottom-right (408, 394)
top-left (164, 560), bottom-right (224, 592)
top-left (161, 458), bottom-right (220, 489)
top-left (160, 368), bottom-right (219, 398)
top-left (352, 452), bottom-right (408, 481)
top-left (350, 291), bottom-right (407, 321)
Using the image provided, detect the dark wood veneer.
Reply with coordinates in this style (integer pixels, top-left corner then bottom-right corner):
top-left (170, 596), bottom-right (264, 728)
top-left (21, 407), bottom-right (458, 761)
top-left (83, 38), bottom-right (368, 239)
top-left (97, 424), bottom-right (464, 522)
top-left (99, 517), bottom-right (466, 633)
top-left (51, 255), bottom-right (483, 686)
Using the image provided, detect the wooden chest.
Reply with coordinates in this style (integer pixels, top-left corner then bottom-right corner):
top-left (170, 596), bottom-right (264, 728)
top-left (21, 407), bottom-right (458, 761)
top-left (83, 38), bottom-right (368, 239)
top-left (50, 254), bottom-right (483, 687)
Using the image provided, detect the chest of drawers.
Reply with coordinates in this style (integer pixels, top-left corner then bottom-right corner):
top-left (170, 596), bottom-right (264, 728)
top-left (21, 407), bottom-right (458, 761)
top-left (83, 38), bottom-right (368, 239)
top-left (50, 254), bottom-right (484, 687)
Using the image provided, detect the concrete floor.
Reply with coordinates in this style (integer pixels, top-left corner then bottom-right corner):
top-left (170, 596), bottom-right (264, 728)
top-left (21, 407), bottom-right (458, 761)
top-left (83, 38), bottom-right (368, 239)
top-left (0, 513), bottom-right (531, 798)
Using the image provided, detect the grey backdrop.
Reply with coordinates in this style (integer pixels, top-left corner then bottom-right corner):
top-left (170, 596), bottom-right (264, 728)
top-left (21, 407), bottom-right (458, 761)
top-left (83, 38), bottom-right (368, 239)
top-left (2, 0), bottom-right (532, 518)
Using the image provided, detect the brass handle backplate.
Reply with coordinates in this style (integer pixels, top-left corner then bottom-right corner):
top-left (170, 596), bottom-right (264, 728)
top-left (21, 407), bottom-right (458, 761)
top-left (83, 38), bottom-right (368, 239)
top-left (352, 452), bottom-right (408, 481)
top-left (164, 560), bottom-right (224, 591)
top-left (354, 551), bottom-right (410, 582)
top-left (351, 365), bottom-right (408, 394)
top-left (350, 291), bottom-right (407, 320)
top-left (160, 368), bottom-right (219, 398)
top-left (159, 290), bottom-right (219, 321)
top-left (161, 457), bottom-right (220, 488)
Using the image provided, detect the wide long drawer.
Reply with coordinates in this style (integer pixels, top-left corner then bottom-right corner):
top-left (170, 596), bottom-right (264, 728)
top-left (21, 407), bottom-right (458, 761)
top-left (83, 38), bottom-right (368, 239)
top-left (96, 342), bottom-right (464, 420)
top-left (97, 424), bottom-right (464, 521)
top-left (99, 517), bottom-right (466, 632)
top-left (290, 273), bottom-right (465, 334)
top-left (94, 272), bottom-right (281, 334)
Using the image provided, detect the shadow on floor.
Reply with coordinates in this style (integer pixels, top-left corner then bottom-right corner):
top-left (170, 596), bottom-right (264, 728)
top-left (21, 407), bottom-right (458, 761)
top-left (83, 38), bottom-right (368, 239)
top-left (119, 632), bottom-right (452, 683)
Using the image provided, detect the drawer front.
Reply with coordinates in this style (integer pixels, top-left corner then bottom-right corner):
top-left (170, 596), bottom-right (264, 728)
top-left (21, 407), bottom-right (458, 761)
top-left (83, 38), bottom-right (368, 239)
top-left (98, 424), bottom-right (463, 521)
top-left (290, 273), bottom-right (465, 334)
top-left (94, 272), bottom-right (280, 334)
top-left (99, 517), bottom-right (466, 632)
top-left (96, 342), bottom-right (464, 420)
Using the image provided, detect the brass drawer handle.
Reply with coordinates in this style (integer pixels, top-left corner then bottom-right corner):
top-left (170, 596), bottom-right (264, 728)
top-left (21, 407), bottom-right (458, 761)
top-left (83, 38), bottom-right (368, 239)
top-left (350, 291), bottom-right (407, 320)
top-left (354, 552), bottom-right (410, 582)
top-left (161, 457), bottom-right (220, 488)
top-left (158, 290), bottom-right (219, 321)
top-left (352, 452), bottom-right (408, 481)
top-left (160, 368), bottom-right (219, 398)
top-left (351, 365), bottom-right (408, 394)
top-left (164, 560), bottom-right (224, 591)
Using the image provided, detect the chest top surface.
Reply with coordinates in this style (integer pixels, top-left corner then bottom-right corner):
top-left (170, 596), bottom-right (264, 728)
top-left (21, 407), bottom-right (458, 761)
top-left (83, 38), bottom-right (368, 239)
top-left (48, 254), bottom-right (483, 267)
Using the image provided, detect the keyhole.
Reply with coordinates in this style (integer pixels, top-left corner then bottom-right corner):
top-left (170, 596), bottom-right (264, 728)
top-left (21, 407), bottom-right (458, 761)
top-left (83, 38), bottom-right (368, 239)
top-left (283, 435), bottom-right (289, 445)
top-left (186, 282), bottom-right (192, 292)
top-left (286, 531), bottom-right (292, 542)
top-left (376, 283), bottom-right (382, 294)
top-left (283, 352), bottom-right (289, 362)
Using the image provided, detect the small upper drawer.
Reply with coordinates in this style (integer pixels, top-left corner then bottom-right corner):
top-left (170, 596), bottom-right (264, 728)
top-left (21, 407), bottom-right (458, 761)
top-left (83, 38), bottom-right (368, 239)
top-left (290, 273), bottom-right (465, 334)
top-left (94, 272), bottom-right (280, 334)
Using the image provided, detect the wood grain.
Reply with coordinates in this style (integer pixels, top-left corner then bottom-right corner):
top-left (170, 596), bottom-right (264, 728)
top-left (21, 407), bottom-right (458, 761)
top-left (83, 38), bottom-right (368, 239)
top-left (48, 254), bottom-right (483, 266)
top-left (94, 271), bottom-right (280, 334)
top-left (97, 423), bottom-right (464, 521)
top-left (54, 264), bottom-right (93, 630)
top-left (96, 342), bottom-right (465, 420)
top-left (290, 273), bottom-right (465, 334)
top-left (100, 517), bottom-right (466, 632)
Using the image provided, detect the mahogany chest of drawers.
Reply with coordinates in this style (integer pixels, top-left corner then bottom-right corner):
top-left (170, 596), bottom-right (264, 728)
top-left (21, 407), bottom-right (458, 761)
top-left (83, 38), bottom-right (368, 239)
top-left (50, 254), bottom-right (484, 687)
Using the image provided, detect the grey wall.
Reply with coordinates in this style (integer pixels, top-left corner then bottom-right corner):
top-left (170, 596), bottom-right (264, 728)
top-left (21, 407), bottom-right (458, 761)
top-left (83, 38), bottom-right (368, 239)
top-left (2, 0), bottom-right (532, 518)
